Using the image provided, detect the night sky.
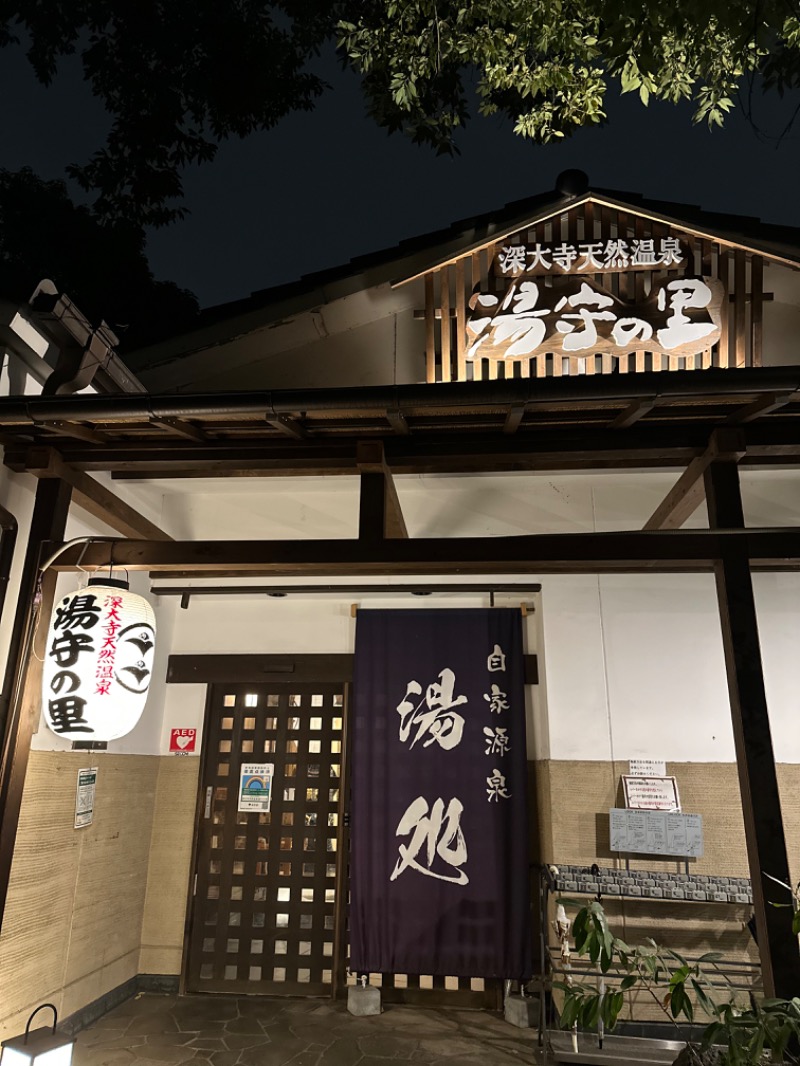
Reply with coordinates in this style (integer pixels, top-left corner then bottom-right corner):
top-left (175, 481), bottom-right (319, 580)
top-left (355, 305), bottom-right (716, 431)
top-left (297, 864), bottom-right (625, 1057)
top-left (4, 41), bottom-right (800, 310)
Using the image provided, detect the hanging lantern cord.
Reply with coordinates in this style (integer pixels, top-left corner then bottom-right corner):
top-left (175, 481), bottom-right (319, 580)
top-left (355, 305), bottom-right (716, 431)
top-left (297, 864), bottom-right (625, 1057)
top-left (24, 1003), bottom-right (58, 1039)
top-left (38, 537), bottom-right (118, 576)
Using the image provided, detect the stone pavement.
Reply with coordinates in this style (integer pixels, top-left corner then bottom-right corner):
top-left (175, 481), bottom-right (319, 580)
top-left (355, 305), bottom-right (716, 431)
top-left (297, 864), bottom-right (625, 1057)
top-left (73, 993), bottom-right (538, 1066)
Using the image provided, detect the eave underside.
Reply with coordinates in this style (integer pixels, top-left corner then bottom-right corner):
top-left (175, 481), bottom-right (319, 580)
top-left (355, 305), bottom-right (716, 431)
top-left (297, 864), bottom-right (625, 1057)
top-left (0, 368), bottom-right (799, 477)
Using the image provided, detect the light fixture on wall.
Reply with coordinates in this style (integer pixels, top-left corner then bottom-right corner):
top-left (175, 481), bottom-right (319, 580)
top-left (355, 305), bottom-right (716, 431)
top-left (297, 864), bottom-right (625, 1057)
top-left (41, 574), bottom-right (157, 741)
top-left (0, 1004), bottom-right (75, 1066)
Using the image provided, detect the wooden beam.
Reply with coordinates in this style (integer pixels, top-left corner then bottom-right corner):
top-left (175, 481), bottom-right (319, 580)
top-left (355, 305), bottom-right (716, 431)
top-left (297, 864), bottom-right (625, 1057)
top-left (23, 447), bottom-right (172, 541)
top-left (726, 391), bottom-right (796, 425)
top-left (356, 440), bottom-right (408, 539)
top-left (608, 397), bottom-right (655, 430)
top-left (43, 528), bottom-right (800, 576)
top-left (0, 478), bottom-right (72, 935)
top-left (39, 420), bottom-right (108, 444)
top-left (385, 410), bottom-right (410, 435)
top-left (643, 429), bottom-right (746, 531)
top-left (151, 417), bottom-right (207, 443)
top-left (5, 421), bottom-right (800, 478)
top-left (704, 460), bottom-right (800, 999)
top-left (503, 405), bottom-right (526, 435)
top-left (266, 415), bottom-right (307, 440)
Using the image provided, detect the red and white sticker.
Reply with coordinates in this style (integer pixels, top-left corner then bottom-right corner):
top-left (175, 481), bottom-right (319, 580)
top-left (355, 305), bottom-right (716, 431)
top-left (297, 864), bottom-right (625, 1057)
top-left (169, 728), bottom-right (197, 753)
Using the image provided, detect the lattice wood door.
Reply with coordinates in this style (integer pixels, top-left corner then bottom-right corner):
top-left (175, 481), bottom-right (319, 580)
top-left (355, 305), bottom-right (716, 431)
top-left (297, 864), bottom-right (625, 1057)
top-left (186, 682), bottom-right (345, 995)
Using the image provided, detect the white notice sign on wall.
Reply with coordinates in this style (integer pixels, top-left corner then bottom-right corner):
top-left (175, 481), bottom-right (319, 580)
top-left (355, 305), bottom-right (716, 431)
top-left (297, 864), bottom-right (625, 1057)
top-left (622, 775), bottom-right (681, 811)
top-left (74, 767), bottom-right (97, 829)
top-left (610, 808), bottom-right (703, 857)
top-left (238, 763), bottom-right (274, 813)
top-left (628, 759), bottom-right (666, 777)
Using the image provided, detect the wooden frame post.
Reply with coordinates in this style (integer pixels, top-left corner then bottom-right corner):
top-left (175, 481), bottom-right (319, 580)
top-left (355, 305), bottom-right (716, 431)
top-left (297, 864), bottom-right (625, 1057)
top-left (704, 459), bottom-right (800, 998)
top-left (0, 477), bottom-right (72, 933)
top-left (356, 441), bottom-right (408, 541)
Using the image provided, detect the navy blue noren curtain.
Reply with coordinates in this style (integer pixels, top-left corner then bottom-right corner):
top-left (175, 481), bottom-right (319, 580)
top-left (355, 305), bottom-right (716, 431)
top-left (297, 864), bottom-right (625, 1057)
top-left (349, 608), bottom-right (532, 979)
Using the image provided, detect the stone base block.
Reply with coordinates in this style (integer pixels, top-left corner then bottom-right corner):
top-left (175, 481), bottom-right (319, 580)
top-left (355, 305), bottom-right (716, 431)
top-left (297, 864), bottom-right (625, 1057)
top-left (504, 993), bottom-right (540, 1028)
top-left (347, 984), bottom-right (382, 1016)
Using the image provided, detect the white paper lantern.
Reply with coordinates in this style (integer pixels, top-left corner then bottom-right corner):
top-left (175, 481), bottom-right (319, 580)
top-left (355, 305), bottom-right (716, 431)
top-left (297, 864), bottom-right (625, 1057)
top-left (41, 578), bottom-right (156, 740)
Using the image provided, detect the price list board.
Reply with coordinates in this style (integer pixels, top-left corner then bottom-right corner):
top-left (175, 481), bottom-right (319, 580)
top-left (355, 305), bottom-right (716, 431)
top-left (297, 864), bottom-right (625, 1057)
top-left (609, 808), bottom-right (703, 858)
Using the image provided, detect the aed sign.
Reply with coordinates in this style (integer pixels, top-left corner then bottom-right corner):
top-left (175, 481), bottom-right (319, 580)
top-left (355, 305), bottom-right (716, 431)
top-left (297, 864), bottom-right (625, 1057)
top-left (169, 727), bottom-right (197, 754)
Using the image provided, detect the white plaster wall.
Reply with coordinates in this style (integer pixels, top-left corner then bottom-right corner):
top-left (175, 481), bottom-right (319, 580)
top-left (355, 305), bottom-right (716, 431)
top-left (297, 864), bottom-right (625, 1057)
top-left (150, 467), bottom-right (800, 768)
top-left (155, 588), bottom-right (544, 760)
top-left (2, 461), bottom-right (798, 767)
top-left (762, 262), bottom-right (800, 367)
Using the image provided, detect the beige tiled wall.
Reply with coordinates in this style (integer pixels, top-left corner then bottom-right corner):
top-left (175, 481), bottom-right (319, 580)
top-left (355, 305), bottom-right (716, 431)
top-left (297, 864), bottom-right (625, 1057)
top-left (536, 760), bottom-right (800, 1022)
top-left (139, 757), bottom-right (200, 975)
top-left (0, 752), bottom-right (159, 1039)
top-left (536, 760), bottom-right (800, 878)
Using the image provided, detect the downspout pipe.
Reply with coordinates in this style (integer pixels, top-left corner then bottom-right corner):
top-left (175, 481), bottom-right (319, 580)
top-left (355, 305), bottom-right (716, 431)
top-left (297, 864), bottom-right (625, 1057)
top-left (0, 504), bottom-right (19, 748)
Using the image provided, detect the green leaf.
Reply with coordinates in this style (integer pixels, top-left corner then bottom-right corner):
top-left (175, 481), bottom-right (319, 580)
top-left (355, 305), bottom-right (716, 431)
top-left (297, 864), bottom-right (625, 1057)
top-left (620, 975), bottom-right (638, 991)
top-left (670, 984), bottom-right (685, 1019)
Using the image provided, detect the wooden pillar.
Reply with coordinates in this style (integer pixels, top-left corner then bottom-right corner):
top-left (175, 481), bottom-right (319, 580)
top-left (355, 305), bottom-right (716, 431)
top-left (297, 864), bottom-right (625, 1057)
top-left (356, 441), bottom-right (408, 542)
top-left (0, 477), bottom-right (72, 933)
top-left (704, 459), bottom-right (800, 998)
top-left (358, 473), bottom-right (388, 543)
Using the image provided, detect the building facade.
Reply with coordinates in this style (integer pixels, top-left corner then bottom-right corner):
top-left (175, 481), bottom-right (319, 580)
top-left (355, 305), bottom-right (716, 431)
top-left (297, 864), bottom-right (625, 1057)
top-left (1, 174), bottom-right (799, 1036)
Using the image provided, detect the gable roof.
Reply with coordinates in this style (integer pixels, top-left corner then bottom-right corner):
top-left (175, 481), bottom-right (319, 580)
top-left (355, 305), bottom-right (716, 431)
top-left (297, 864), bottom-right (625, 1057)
top-left (128, 171), bottom-right (800, 373)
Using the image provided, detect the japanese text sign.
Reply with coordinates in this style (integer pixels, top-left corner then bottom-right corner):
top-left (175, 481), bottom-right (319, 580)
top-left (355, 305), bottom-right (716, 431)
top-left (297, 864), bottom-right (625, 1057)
top-left (610, 808), bottom-right (703, 857)
top-left (495, 237), bottom-right (691, 277)
top-left (350, 608), bottom-right (531, 980)
top-left (467, 275), bottom-right (723, 362)
top-left (237, 763), bottom-right (274, 813)
top-left (42, 580), bottom-right (156, 741)
top-left (622, 775), bottom-right (681, 812)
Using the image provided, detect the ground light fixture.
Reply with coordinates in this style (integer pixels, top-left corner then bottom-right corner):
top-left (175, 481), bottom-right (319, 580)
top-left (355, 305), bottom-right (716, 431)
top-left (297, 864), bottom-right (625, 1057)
top-left (1, 1004), bottom-right (75, 1066)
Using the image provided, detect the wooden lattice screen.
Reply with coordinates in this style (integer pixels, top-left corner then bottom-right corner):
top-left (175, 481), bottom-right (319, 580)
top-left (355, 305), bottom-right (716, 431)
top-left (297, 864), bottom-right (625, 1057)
top-left (423, 202), bottom-right (765, 383)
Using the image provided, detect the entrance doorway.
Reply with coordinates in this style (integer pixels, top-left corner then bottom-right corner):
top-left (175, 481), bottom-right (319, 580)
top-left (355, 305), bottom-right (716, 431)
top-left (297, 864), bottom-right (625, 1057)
top-left (186, 679), bottom-right (346, 995)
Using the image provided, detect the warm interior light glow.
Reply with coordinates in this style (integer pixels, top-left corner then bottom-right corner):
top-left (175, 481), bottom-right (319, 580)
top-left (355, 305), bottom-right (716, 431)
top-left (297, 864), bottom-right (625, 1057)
top-left (41, 579), bottom-right (156, 741)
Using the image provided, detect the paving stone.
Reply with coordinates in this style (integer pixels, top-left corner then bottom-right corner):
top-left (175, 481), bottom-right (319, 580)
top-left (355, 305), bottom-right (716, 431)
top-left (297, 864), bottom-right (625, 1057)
top-left (88, 1015), bottom-right (140, 1030)
top-left (127, 1015), bottom-right (181, 1035)
top-left (224, 1020), bottom-right (269, 1036)
top-left (358, 1034), bottom-right (416, 1058)
top-left (236, 1001), bottom-right (283, 1019)
top-left (418, 1038), bottom-right (490, 1058)
top-left (174, 1003), bottom-right (239, 1026)
top-left (132, 1045), bottom-right (198, 1063)
top-left (223, 1035), bottom-right (273, 1051)
top-left (237, 1034), bottom-right (306, 1066)
top-left (78, 1031), bottom-right (138, 1049)
top-left (73, 993), bottom-right (557, 1066)
top-left (285, 1023), bottom-right (338, 1047)
top-left (74, 1049), bottom-right (137, 1066)
top-left (314, 1039), bottom-right (363, 1066)
top-left (208, 1052), bottom-right (241, 1066)
top-left (282, 1052), bottom-right (324, 1066)
top-left (146, 1033), bottom-right (198, 1047)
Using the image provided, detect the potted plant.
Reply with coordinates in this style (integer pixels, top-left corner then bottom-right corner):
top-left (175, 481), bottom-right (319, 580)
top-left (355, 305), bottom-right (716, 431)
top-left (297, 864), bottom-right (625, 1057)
top-left (554, 884), bottom-right (800, 1065)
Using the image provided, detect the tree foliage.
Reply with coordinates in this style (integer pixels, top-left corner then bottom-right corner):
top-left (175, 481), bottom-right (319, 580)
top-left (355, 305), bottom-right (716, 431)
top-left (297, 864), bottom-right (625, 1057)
top-left (1, 1), bottom-right (336, 227)
top-left (340, 1), bottom-right (800, 150)
top-left (3, 1), bottom-right (800, 227)
top-left (0, 169), bottom-right (198, 350)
